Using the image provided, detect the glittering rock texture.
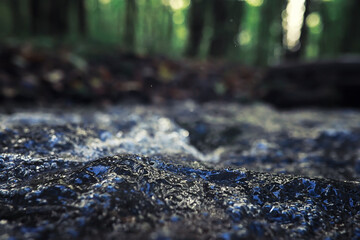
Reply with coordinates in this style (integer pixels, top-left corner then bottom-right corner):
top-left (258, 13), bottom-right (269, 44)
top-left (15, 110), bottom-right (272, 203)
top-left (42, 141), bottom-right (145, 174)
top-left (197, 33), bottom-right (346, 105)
top-left (1, 102), bottom-right (360, 239)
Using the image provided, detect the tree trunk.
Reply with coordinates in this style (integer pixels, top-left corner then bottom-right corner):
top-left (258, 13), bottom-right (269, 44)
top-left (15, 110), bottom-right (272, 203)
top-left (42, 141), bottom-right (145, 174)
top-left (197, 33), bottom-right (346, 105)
top-left (298, 0), bottom-right (310, 56)
top-left (49, 0), bottom-right (69, 36)
top-left (30, 0), bottom-right (69, 36)
top-left (77, 0), bottom-right (86, 36)
top-left (256, 0), bottom-right (285, 65)
top-left (208, 0), bottom-right (228, 57)
top-left (209, 0), bottom-right (242, 58)
top-left (186, 0), bottom-right (208, 57)
top-left (124, 0), bottom-right (137, 50)
top-left (10, 0), bottom-right (21, 35)
top-left (30, 0), bottom-right (41, 34)
top-left (341, 0), bottom-right (360, 54)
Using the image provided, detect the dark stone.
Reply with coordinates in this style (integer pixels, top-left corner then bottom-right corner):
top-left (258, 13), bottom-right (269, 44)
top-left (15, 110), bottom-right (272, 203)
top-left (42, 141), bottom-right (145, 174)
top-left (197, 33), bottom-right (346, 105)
top-left (0, 103), bottom-right (360, 239)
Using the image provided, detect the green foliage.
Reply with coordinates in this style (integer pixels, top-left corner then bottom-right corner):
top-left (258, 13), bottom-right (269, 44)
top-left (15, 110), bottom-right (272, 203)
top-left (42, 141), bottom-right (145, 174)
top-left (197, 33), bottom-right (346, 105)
top-left (1, 0), bottom-right (359, 65)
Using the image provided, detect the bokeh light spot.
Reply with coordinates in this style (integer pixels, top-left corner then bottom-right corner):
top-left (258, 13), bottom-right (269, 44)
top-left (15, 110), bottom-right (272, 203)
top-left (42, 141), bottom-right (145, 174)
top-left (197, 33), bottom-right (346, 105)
top-left (99, 0), bottom-right (111, 5)
top-left (245, 0), bottom-right (264, 7)
top-left (169, 0), bottom-right (190, 10)
top-left (306, 13), bottom-right (321, 28)
top-left (238, 30), bottom-right (252, 46)
top-left (173, 11), bottom-right (185, 25)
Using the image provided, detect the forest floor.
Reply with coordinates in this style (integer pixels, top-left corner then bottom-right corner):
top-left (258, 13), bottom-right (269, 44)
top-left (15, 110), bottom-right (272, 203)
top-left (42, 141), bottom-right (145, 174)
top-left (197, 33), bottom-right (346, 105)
top-left (2, 43), bottom-right (360, 109)
top-left (0, 44), bottom-right (261, 105)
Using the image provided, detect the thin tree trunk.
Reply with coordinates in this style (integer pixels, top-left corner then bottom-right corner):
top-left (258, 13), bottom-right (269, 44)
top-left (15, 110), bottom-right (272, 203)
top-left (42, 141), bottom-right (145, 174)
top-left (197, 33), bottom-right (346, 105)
top-left (255, 0), bottom-right (284, 65)
top-left (10, 0), bottom-right (21, 35)
top-left (341, 0), bottom-right (360, 54)
top-left (186, 0), bottom-right (208, 57)
top-left (256, 0), bottom-right (273, 65)
top-left (209, 0), bottom-right (242, 58)
top-left (208, 0), bottom-right (228, 57)
top-left (298, 0), bottom-right (310, 56)
top-left (77, 0), bottom-right (86, 36)
top-left (49, 0), bottom-right (69, 36)
top-left (124, 0), bottom-right (137, 50)
top-left (30, 0), bottom-right (41, 34)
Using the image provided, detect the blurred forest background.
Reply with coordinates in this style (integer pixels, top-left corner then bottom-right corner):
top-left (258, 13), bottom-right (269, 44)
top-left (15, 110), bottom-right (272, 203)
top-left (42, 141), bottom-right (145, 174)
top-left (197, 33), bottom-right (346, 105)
top-left (0, 0), bottom-right (360, 107)
top-left (1, 0), bottom-right (359, 66)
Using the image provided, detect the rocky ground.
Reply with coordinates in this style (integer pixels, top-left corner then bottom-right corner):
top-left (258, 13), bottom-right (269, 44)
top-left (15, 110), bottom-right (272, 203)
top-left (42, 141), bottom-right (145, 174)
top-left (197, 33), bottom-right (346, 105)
top-left (0, 102), bottom-right (360, 239)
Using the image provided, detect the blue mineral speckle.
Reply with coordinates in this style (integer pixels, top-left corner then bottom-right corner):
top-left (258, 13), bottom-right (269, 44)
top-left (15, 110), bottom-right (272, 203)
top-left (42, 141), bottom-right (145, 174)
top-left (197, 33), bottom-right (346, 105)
top-left (219, 232), bottom-right (231, 240)
top-left (272, 190), bottom-right (280, 198)
top-left (170, 215), bottom-right (181, 222)
top-left (253, 195), bottom-right (263, 205)
top-left (86, 165), bottom-right (109, 176)
top-left (74, 178), bottom-right (83, 184)
top-left (99, 131), bottom-right (112, 142)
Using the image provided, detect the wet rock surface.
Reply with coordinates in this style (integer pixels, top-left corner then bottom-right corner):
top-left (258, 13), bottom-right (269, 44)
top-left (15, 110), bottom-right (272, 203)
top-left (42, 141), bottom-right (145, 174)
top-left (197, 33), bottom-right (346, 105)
top-left (1, 102), bottom-right (360, 239)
